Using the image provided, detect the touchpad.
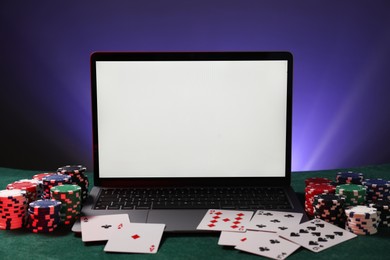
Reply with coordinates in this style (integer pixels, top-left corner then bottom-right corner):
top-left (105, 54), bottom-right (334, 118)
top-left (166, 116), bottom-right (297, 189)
top-left (147, 210), bottom-right (208, 232)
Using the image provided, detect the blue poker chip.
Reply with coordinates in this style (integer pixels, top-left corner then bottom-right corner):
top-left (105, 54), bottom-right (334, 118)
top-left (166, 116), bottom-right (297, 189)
top-left (42, 174), bottom-right (71, 183)
top-left (362, 178), bottom-right (390, 187)
top-left (336, 171), bottom-right (364, 184)
top-left (29, 199), bottom-right (61, 209)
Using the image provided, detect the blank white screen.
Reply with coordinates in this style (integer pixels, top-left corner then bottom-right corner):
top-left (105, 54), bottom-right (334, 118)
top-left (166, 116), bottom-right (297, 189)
top-left (96, 60), bottom-right (287, 178)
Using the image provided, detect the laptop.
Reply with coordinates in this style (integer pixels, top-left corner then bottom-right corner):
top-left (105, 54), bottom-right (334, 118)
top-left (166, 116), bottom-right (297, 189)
top-left (80, 51), bottom-right (306, 232)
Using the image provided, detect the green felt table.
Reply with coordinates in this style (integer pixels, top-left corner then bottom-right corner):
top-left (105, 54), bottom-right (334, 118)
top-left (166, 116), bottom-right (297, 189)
top-left (1, 165), bottom-right (389, 259)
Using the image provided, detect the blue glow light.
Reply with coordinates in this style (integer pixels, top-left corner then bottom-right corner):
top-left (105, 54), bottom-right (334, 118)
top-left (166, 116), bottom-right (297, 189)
top-left (1, 1), bottom-right (390, 171)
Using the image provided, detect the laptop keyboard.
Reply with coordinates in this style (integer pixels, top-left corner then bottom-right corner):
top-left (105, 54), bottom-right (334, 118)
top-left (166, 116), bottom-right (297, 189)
top-left (94, 187), bottom-right (292, 210)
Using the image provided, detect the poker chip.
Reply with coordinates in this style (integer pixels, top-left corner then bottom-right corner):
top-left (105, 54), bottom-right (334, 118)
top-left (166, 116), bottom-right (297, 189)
top-left (369, 199), bottom-right (390, 228)
top-left (41, 174), bottom-right (72, 199)
top-left (26, 199), bottom-right (61, 233)
top-left (335, 184), bottom-right (366, 207)
top-left (336, 171), bottom-right (364, 185)
top-left (305, 183), bottom-right (336, 217)
top-left (305, 177), bottom-right (332, 186)
top-left (57, 165), bottom-right (89, 203)
top-left (50, 184), bottom-right (82, 225)
top-left (362, 178), bottom-right (390, 203)
top-left (345, 205), bottom-right (379, 235)
top-left (6, 179), bottom-right (39, 204)
top-left (312, 193), bottom-right (346, 226)
top-left (32, 172), bottom-right (58, 198)
top-left (0, 189), bottom-right (27, 230)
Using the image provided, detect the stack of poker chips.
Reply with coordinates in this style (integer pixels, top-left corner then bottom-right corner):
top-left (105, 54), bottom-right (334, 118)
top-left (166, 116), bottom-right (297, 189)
top-left (335, 184), bottom-right (366, 207)
top-left (0, 190), bottom-right (27, 230)
top-left (305, 183), bottom-right (336, 217)
top-left (50, 184), bottom-right (81, 225)
top-left (42, 174), bottom-right (72, 199)
top-left (336, 171), bottom-right (364, 184)
top-left (345, 205), bottom-right (380, 235)
top-left (6, 179), bottom-right (39, 204)
top-left (369, 199), bottom-right (390, 228)
top-left (26, 199), bottom-right (61, 233)
top-left (362, 178), bottom-right (390, 203)
top-left (57, 165), bottom-right (89, 203)
top-left (33, 172), bottom-right (58, 198)
top-left (312, 193), bottom-right (346, 226)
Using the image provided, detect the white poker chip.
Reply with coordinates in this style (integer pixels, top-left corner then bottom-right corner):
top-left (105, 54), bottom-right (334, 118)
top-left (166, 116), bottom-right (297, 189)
top-left (0, 189), bottom-right (25, 198)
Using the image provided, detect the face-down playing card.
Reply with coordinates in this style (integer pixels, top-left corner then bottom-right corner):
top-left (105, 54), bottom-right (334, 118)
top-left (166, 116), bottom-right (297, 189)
top-left (81, 214), bottom-right (131, 242)
top-left (247, 210), bottom-right (303, 233)
top-left (278, 219), bottom-right (357, 253)
top-left (197, 209), bottom-right (254, 232)
top-left (104, 223), bottom-right (166, 254)
top-left (235, 231), bottom-right (300, 260)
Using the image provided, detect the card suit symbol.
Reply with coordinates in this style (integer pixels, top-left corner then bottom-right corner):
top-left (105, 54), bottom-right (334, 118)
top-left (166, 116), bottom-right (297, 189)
top-left (258, 211), bottom-right (264, 215)
top-left (257, 224), bottom-right (266, 228)
top-left (213, 216), bottom-right (220, 220)
top-left (309, 241), bottom-right (319, 246)
top-left (299, 229), bottom-right (309, 234)
top-left (284, 214), bottom-right (294, 218)
top-left (131, 234), bottom-right (140, 240)
top-left (259, 247), bottom-right (270, 252)
top-left (236, 213), bottom-right (245, 217)
top-left (233, 221), bottom-right (241, 225)
top-left (208, 223), bottom-right (216, 228)
top-left (210, 220), bottom-right (218, 223)
top-left (270, 239), bottom-right (280, 244)
top-left (83, 217), bottom-right (88, 222)
top-left (101, 224), bottom-right (112, 229)
top-left (307, 226), bottom-right (316, 231)
top-left (223, 218), bottom-right (230, 222)
top-left (277, 252), bottom-right (287, 259)
top-left (270, 219), bottom-right (280, 223)
top-left (315, 223), bottom-right (325, 228)
top-left (215, 211), bottom-right (223, 215)
top-left (334, 231), bottom-right (343, 236)
top-left (290, 232), bottom-right (300, 237)
top-left (235, 217), bottom-right (242, 221)
top-left (231, 225), bottom-right (239, 229)
top-left (278, 226), bottom-right (288, 230)
top-left (311, 232), bottom-right (321, 236)
top-left (240, 237), bottom-right (247, 242)
top-left (318, 237), bottom-right (328, 242)
top-left (149, 245), bottom-right (155, 252)
top-left (325, 234), bottom-right (335, 239)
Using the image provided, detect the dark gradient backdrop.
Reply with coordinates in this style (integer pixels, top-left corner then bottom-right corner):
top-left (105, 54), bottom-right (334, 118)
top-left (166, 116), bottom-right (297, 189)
top-left (1, 1), bottom-right (390, 172)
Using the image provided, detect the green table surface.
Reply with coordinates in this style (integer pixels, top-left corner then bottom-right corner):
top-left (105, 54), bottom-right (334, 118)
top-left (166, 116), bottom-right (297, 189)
top-left (1, 165), bottom-right (389, 260)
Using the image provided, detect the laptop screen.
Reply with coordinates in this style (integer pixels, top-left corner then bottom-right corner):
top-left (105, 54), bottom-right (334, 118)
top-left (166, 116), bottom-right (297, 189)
top-left (91, 52), bottom-right (292, 181)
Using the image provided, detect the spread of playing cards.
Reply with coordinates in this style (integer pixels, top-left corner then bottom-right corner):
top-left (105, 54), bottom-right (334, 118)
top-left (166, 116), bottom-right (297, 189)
top-left (77, 209), bottom-right (358, 257)
top-left (200, 209), bottom-right (357, 259)
top-left (80, 214), bottom-right (165, 254)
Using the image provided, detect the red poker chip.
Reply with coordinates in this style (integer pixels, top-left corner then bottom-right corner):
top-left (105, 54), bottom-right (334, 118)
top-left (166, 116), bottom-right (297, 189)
top-left (305, 177), bottom-right (332, 186)
top-left (33, 173), bottom-right (57, 181)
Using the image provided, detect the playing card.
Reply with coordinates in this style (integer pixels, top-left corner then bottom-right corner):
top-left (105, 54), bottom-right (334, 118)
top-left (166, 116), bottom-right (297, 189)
top-left (247, 210), bottom-right (303, 233)
top-left (218, 231), bottom-right (250, 246)
top-left (81, 214), bottom-right (131, 242)
top-left (197, 209), bottom-right (254, 232)
top-left (235, 231), bottom-right (300, 260)
top-left (104, 223), bottom-right (166, 254)
top-left (278, 219), bottom-right (357, 253)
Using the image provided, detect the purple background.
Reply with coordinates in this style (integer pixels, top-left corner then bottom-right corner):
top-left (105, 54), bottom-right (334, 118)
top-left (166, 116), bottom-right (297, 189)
top-left (1, 1), bottom-right (390, 172)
